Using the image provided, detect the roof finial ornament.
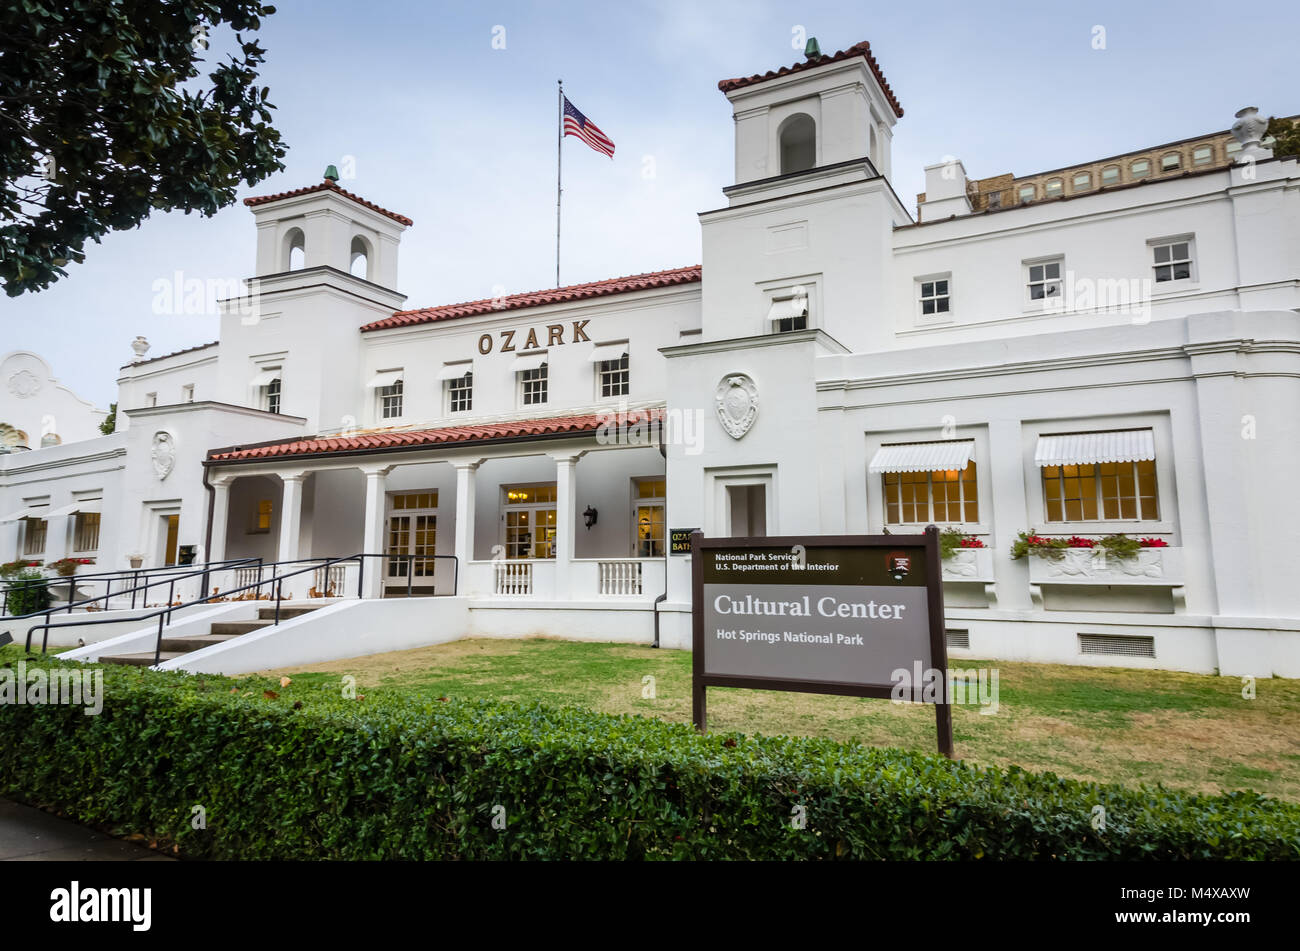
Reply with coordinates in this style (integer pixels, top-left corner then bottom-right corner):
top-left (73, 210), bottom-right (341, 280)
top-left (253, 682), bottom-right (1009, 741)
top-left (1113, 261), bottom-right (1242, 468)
top-left (804, 37), bottom-right (821, 60)
top-left (323, 164), bottom-right (340, 182)
top-left (1230, 107), bottom-right (1273, 164)
top-left (130, 335), bottom-right (150, 363)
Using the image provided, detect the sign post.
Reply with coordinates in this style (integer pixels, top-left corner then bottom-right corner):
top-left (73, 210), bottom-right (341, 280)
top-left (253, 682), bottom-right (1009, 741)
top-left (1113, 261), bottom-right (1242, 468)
top-left (690, 526), bottom-right (953, 758)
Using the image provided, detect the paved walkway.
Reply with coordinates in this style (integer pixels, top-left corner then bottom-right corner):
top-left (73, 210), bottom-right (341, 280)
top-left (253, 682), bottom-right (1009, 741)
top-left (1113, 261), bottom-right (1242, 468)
top-left (0, 799), bottom-right (174, 861)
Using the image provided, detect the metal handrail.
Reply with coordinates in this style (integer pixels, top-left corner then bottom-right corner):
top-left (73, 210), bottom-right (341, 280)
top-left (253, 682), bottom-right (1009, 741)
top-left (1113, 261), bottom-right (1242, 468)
top-left (0, 557), bottom-right (263, 624)
top-left (24, 552), bottom-right (460, 662)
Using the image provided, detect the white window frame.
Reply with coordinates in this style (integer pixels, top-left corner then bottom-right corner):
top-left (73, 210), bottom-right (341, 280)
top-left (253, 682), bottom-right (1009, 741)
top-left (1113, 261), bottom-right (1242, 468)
top-left (1072, 171), bottom-right (1092, 191)
top-left (596, 353), bottom-right (630, 400)
top-left (378, 378), bottom-right (404, 420)
top-left (917, 274), bottom-right (952, 321)
top-left (1024, 256), bottom-right (1064, 308)
top-left (1160, 151), bottom-right (1182, 172)
top-left (446, 369), bottom-right (473, 414)
top-left (518, 364), bottom-right (548, 407)
top-left (1044, 178), bottom-right (1063, 197)
top-left (881, 462), bottom-right (980, 527)
top-left (501, 482), bottom-right (558, 559)
top-left (263, 374), bottom-right (282, 414)
top-left (22, 516), bottom-right (47, 557)
top-left (1017, 183), bottom-right (1035, 204)
top-left (1100, 165), bottom-right (1120, 186)
top-left (145, 392), bottom-right (157, 407)
top-left (1192, 144), bottom-right (1214, 166)
top-left (1130, 158), bottom-right (1151, 179)
top-left (1149, 235), bottom-right (1196, 287)
top-left (73, 510), bottom-right (101, 552)
top-left (182, 384), bottom-right (195, 403)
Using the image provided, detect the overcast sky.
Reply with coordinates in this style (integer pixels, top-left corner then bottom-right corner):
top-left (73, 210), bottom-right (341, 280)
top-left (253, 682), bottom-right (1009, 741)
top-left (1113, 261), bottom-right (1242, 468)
top-left (5, 0), bottom-right (1297, 408)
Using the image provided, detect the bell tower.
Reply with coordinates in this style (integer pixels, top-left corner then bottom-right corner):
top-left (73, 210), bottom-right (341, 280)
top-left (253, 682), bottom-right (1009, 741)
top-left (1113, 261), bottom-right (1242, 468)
top-left (215, 168), bottom-right (413, 433)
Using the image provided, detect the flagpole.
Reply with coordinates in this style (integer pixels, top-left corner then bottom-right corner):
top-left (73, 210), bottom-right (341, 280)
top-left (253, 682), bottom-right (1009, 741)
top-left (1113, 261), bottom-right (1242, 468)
top-left (556, 79), bottom-right (563, 288)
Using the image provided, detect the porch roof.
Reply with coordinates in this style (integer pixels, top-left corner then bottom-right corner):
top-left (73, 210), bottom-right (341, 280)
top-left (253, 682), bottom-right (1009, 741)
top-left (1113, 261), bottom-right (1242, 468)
top-left (206, 408), bottom-right (664, 465)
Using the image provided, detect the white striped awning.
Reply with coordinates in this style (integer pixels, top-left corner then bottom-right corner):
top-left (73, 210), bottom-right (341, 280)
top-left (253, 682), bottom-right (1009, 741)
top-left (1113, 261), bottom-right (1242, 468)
top-left (511, 352), bottom-right (548, 373)
top-left (767, 296), bottom-right (808, 322)
top-left (1035, 429), bottom-right (1155, 467)
top-left (0, 505), bottom-right (48, 523)
top-left (436, 363), bottom-right (473, 381)
top-left (868, 440), bottom-right (975, 474)
top-left (366, 369), bottom-right (403, 389)
top-left (249, 368), bottom-right (281, 387)
top-left (43, 499), bottom-right (102, 519)
top-left (587, 342), bottom-right (628, 363)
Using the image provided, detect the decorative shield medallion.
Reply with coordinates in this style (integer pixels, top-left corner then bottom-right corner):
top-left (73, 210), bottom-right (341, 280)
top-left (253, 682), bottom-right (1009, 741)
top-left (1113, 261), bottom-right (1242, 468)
top-left (715, 374), bottom-right (758, 440)
top-left (151, 431), bottom-right (176, 481)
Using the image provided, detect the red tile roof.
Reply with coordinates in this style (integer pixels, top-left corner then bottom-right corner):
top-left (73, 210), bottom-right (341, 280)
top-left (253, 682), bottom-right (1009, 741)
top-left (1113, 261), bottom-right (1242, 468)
top-left (718, 41), bottom-right (903, 118)
top-left (361, 265), bottom-right (701, 333)
top-left (207, 408), bottom-right (665, 463)
top-left (243, 179), bottom-right (414, 226)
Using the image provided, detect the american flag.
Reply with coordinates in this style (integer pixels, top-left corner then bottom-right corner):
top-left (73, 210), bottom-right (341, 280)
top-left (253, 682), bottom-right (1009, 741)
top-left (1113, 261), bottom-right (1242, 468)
top-left (562, 96), bottom-right (615, 158)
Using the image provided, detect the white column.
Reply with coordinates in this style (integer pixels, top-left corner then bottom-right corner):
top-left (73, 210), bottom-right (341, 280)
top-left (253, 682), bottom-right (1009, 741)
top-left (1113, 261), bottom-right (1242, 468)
top-left (552, 452), bottom-right (580, 599)
top-left (208, 477), bottom-right (232, 563)
top-left (277, 472), bottom-right (306, 564)
top-left (453, 460), bottom-right (480, 593)
top-left (360, 465), bottom-right (392, 598)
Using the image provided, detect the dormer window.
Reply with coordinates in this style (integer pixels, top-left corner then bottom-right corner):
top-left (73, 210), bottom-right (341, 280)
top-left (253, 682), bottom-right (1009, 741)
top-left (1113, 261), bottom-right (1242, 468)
top-left (778, 113), bottom-right (816, 174)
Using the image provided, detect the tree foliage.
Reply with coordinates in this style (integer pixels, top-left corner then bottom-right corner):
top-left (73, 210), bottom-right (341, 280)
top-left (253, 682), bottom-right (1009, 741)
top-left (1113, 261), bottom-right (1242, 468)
top-left (1266, 116), bottom-right (1300, 159)
top-left (0, 0), bottom-right (287, 296)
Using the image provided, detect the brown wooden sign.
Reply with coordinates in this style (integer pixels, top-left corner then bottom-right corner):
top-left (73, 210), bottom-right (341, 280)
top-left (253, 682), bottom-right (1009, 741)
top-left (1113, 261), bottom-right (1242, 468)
top-left (691, 527), bottom-right (953, 757)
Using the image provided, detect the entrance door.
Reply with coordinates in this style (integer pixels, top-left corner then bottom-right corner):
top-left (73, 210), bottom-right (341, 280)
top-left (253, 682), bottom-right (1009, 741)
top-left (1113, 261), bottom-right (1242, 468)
top-left (726, 484), bottom-right (767, 537)
top-left (385, 492), bottom-right (437, 595)
top-left (160, 514), bottom-right (180, 566)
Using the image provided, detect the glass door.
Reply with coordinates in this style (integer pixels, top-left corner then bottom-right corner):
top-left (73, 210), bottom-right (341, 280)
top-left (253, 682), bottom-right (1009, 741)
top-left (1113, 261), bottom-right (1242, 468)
top-left (385, 492), bottom-right (438, 594)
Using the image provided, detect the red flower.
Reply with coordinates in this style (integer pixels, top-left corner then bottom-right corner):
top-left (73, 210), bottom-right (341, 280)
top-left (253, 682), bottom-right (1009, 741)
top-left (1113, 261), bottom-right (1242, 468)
top-left (1066, 536), bottom-right (1096, 548)
top-left (958, 537), bottom-right (986, 548)
top-left (1138, 537), bottom-right (1169, 547)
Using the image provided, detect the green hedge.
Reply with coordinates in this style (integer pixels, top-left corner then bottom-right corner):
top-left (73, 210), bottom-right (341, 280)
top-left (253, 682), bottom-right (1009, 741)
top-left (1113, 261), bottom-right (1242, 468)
top-left (1, 649), bottom-right (1298, 860)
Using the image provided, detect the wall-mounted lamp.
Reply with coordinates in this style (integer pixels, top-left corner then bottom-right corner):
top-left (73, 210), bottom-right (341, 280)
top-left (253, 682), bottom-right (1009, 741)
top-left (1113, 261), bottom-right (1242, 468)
top-left (583, 506), bottom-right (598, 529)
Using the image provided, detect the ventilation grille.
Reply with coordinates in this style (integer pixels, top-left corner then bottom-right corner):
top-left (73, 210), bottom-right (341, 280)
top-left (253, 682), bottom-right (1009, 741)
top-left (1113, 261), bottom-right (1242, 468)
top-left (1078, 633), bottom-right (1155, 658)
top-left (946, 629), bottom-right (971, 650)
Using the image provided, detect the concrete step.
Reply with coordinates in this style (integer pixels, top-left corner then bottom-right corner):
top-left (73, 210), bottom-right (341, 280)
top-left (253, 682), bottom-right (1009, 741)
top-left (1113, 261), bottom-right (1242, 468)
top-left (99, 651), bottom-right (184, 667)
top-left (256, 606), bottom-right (320, 621)
top-left (209, 619), bottom-right (275, 636)
top-left (158, 633), bottom-right (239, 653)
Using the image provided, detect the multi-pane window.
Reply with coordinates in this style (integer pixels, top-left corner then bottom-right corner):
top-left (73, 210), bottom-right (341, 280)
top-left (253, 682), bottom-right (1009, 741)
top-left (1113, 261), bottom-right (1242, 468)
top-left (986, 191), bottom-right (1002, 209)
top-left (769, 295), bottom-right (809, 333)
top-left (1161, 152), bottom-right (1181, 171)
top-left (1027, 260), bottom-right (1062, 301)
top-left (22, 517), bottom-right (47, 556)
top-left (1152, 240), bottom-right (1192, 283)
top-left (379, 379), bottom-right (403, 419)
top-left (503, 484), bottom-right (557, 559)
top-left (634, 478), bottom-right (666, 557)
top-left (73, 511), bottom-right (101, 552)
top-left (883, 463), bottom-right (979, 525)
top-left (1017, 184), bottom-right (1035, 203)
top-left (1130, 158), bottom-right (1151, 178)
top-left (919, 278), bottom-right (950, 316)
top-left (1044, 178), bottom-right (1063, 197)
top-left (264, 375), bottom-right (281, 414)
top-left (250, 499), bottom-right (273, 533)
top-left (520, 365), bottom-right (548, 406)
top-left (1042, 460), bottom-right (1158, 522)
top-left (1192, 144), bottom-right (1214, 166)
top-left (1101, 165), bottom-right (1120, 185)
top-left (387, 492), bottom-right (438, 579)
top-left (598, 354), bottom-right (630, 398)
top-left (1072, 171), bottom-right (1092, 191)
top-left (448, 371), bottom-right (473, 413)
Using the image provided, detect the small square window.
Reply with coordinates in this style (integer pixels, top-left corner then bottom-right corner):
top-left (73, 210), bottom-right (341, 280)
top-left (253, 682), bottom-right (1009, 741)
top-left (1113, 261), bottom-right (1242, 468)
top-left (1130, 159), bottom-right (1151, 178)
top-left (182, 384), bottom-right (195, 402)
top-left (520, 365), bottom-right (548, 406)
top-left (1152, 239), bottom-right (1193, 283)
top-left (985, 191), bottom-right (1002, 209)
top-left (1101, 166), bottom-right (1120, 185)
top-left (1044, 179), bottom-right (1063, 197)
top-left (1192, 144), bottom-right (1214, 165)
top-left (918, 278), bottom-right (951, 317)
top-left (1018, 184), bottom-right (1035, 203)
top-left (597, 353), bottom-right (629, 398)
top-left (1027, 259), bottom-right (1063, 302)
top-left (1160, 152), bottom-right (1181, 171)
top-left (1225, 140), bottom-right (1243, 155)
top-left (1072, 172), bottom-right (1091, 190)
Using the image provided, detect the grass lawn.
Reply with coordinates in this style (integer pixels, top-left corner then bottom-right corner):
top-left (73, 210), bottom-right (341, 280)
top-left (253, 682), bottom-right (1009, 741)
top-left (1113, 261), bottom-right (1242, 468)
top-left (266, 637), bottom-right (1300, 801)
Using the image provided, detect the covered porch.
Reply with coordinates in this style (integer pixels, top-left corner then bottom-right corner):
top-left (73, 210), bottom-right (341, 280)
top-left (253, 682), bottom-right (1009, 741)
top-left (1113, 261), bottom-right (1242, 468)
top-left (204, 410), bottom-right (669, 605)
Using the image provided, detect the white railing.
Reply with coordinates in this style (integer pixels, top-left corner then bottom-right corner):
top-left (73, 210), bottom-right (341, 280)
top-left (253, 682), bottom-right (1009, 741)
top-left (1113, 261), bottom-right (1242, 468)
top-left (494, 561), bottom-right (533, 595)
top-left (311, 564), bottom-right (348, 598)
top-left (232, 566), bottom-right (262, 590)
top-left (598, 560), bottom-right (644, 595)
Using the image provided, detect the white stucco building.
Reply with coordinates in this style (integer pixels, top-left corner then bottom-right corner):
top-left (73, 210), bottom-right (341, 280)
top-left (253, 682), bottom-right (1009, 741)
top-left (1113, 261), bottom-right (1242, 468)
top-left (2, 40), bottom-right (1297, 677)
